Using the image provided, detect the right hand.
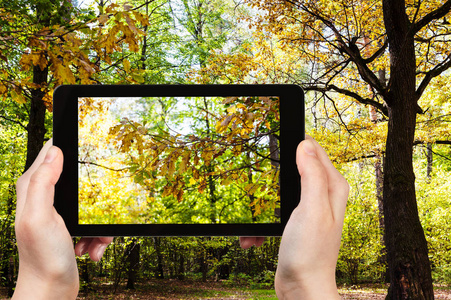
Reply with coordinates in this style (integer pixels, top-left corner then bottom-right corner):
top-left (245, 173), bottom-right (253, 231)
top-left (75, 237), bottom-right (113, 262)
top-left (275, 136), bottom-right (349, 299)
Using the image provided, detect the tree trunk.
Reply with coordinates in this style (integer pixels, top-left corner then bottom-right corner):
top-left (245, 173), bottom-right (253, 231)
top-left (382, 1), bottom-right (434, 298)
top-left (153, 237), bottom-right (164, 279)
top-left (370, 102), bottom-right (388, 283)
top-left (126, 240), bottom-right (140, 289)
top-left (426, 143), bottom-right (432, 180)
top-left (81, 257), bottom-right (91, 293)
top-left (24, 65), bottom-right (48, 171)
top-left (177, 252), bottom-right (185, 280)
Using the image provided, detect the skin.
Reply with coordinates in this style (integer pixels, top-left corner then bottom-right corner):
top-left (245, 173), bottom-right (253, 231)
top-left (241, 136), bottom-right (349, 299)
top-left (13, 140), bottom-right (112, 300)
top-left (274, 136), bottom-right (349, 299)
top-left (12, 136), bottom-right (349, 299)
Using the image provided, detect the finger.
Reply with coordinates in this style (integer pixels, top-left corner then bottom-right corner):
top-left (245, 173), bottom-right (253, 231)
top-left (306, 136), bottom-right (349, 221)
top-left (19, 145), bottom-right (63, 223)
top-left (305, 135), bottom-right (342, 181)
top-left (76, 237), bottom-right (113, 261)
top-left (294, 139), bottom-right (330, 218)
top-left (88, 237), bottom-right (113, 261)
top-left (239, 237), bottom-right (265, 249)
top-left (75, 238), bottom-right (93, 257)
top-left (254, 237), bottom-right (265, 247)
top-left (16, 139), bottom-right (54, 217)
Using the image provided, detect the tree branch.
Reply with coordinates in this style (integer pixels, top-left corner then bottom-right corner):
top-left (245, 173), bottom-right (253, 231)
top-left (289, 1), bottom-right (388, 97)
top-left (78, 160), bottom-right (129, 172)
top-left (305, 84), bottom-right (389, 117)
top-left (416, 53), bottom-right (451, 99)
top-left (414, 140), bottom-right (451, 145)
top-left (0, 115), bottom-right (27, 130)
top-left (413, 0), bottom-right (451, 34)
top-left (363, 38), bottom-right (388, 64)
top-left (339, 153), bottom-right (379, 163)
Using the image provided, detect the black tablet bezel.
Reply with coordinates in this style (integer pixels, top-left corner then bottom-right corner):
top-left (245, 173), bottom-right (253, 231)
top-left (53, 84), bottom-right (304, 236)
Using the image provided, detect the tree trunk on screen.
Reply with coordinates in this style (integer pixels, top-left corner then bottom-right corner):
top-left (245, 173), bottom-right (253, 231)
top-left (426, 143), bottom-right (433, 180)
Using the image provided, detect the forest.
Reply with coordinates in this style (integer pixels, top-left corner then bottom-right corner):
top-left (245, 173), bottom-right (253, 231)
top-left (0, 0), bottom-right (451, 299)
top-left (78, 94), bottom-right (281, 225)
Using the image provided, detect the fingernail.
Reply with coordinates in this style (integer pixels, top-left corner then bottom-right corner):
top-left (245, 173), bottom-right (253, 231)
top-left (96, 244), bottom-right (108, 260)
top-left (44, 146), bottom-right (58, 163)
top-left (302, 140), bottom-right (317, 157)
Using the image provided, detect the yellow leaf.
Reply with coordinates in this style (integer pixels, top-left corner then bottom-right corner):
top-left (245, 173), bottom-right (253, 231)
top-left (167, 157), bottom-right (176, 177)
top-left (179, 151), bottom-right (191, 173)
top-left (79, 60), bottom-right (95, 74)
top-left (123, 59), bottom-right (131, 73)
top-left (19, 53), bottom-right (32, 70)
top-left (11, 89), bottom-right (26, 104)
top-left (131, 71), bottom-right (145, 83)
top-left (0, 84), bottom-right (7, 95)
top-left (176, 189), bottom-right (184, 202)
top-left (227, 106), bottom-right (237, 113)
top-left (98, 14), bottom-right (109, 24)
top-left (125, 16), bottom-right (142, 35)
top-left (222, 176), bottom-right (232, 186)
top-left (236, 103), bottom-right (246, 110)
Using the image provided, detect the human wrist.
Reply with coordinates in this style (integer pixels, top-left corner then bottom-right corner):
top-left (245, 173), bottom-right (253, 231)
top-left (276, 282), bottom-right (340, 300)
top-left (275, 269), bottom-right (340, 300)
top-left (12, 269), bottom-right (79, 300)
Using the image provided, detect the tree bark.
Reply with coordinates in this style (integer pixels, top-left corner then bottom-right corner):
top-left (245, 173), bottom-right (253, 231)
top-left (24, 65), bottom-right (48, 171)
top-left (426, 144), bottom-right (433, 180)
top-left (153, 237), bottom-right (165, 279)
top-left (382, 1), bottom-right (434, 298)
top-left (126, 240), bottom-right (140, 289)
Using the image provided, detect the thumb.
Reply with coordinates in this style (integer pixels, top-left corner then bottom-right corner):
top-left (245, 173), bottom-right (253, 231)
top-left (21, 146), bottom-right (64, 221)
top-left (295, 139), bottom-right (329, 213)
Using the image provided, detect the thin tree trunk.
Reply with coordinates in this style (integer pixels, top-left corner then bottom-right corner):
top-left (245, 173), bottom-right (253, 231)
top-left (126, 240), bottom-right (140, 289)
top-left (426, 143), bottom-right (433, 180)
top-left (370, 98), bottom-right (388, 283)
top-left (153, 237), bottom-right (164, 279)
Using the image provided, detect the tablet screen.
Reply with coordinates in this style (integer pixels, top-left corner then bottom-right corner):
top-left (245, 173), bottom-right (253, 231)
top-left (78, 96), bottom-right (281, 225)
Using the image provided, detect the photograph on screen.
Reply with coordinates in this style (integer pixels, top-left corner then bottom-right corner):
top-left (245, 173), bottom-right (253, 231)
top-left (78, 95), bottom-right (280, 225)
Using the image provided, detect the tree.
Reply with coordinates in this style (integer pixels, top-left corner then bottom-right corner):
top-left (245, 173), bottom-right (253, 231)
top-left (77, 94), bottom-right (281, 225)
top-left (238, 0), bottom-right (451, 298)
top-left (0, 0), bottom-right (151, 171)
top-left (0, 105), bottom-right (27, 296)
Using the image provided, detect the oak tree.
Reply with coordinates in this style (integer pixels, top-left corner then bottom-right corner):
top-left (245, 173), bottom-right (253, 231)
top-left (237, 0), bottom-right (451, 298)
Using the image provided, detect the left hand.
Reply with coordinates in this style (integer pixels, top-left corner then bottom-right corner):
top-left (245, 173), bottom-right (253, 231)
top-left (13, 140), bottom-right (79, 299)
top-left (13, 140), bottom-right (112, 300)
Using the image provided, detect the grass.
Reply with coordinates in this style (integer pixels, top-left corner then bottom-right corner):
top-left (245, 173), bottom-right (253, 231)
top-left (2, 280), bottom-right (450, 299)
top-left (75, 278), bottom-right (277, 299)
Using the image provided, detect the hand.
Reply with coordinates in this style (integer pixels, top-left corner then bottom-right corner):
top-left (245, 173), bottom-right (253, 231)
top-left (13, 140), bottom-right (113, 300)
top-left (239, 237), bottom-right (265, 249)
top-left (13, 140), bottom-right (79, 299)
top-left (275, 136), bottom-right (349, 299)
top-left (75, 237), bottom-right (113, 261)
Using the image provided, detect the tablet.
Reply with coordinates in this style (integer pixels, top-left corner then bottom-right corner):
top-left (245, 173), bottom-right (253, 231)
top-left (53, 84), bottom-right (304, 236)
